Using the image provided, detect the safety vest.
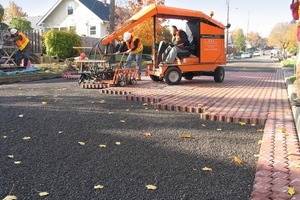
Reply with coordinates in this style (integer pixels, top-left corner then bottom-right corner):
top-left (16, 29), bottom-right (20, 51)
top-left (126, 36), bottom-right (143, 54)
top-left (16, 32), bottom-right (30, 51)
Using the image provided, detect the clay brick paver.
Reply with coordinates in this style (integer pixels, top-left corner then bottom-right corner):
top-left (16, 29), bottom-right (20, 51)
top-left (95, 68), bottom-right (300, 199)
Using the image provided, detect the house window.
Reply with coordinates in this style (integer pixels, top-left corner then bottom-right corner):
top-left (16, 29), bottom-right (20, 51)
top-left (90, 26), bottom-right (96, 35)
top-left (66, 2), bottom-right (74, 15)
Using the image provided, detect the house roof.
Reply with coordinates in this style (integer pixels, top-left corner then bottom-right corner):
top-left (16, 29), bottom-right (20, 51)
top-left (37, 0), bottom-right (110, 26)
top-left (79, 0), bottom-right (110, 21)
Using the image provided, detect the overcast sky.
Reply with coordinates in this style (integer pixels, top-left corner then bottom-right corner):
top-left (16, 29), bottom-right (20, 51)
top-left (1, 0), bottom-right (293, 37)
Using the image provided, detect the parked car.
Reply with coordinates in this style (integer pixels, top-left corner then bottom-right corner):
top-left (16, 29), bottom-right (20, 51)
top-left (241, 52), bottom-right (252, 58)
top-left (252, 51), bottom-right (260, 56)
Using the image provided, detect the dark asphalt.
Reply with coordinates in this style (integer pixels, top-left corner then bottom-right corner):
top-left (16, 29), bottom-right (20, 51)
top-left (0, 79), bottom-right (262, 200)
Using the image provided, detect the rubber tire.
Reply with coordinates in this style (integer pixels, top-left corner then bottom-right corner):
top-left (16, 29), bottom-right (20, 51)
top-left (183, 73), bottom-right (194, 80)
top-left (214, 66), bottom-right (225, 83)
top-left (164, 67), bottom-right (182, 85)
top-left (149, 75), bottom-right (163, 82)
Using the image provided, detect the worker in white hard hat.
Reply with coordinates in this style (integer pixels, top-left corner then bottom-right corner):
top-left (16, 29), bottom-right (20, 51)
top-left (117, 31), bottom-right (143, 80)
top-left (9, 28), bottom-right (31, 67)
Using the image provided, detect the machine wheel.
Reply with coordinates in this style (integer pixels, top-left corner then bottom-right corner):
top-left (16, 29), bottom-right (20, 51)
top-left (149, 75), bottom-right (163, 82)
top-left (164, 67), bottom-right (182, 85)
top-left (183, 73), bottom-right (194, 80)
top-left (213, 66), bottom-right (225, 83)
top-left (119, 81), bottom-right (126, 87)
top-left (130, 79), bottom-right (137, 84)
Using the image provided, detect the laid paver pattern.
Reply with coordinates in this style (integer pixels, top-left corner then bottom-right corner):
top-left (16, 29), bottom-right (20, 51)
top-left (94, 68), bottom-right (300, 199)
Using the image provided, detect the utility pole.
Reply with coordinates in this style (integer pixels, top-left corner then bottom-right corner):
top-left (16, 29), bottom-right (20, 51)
top-left (226, 0), bottom-right (229, 55)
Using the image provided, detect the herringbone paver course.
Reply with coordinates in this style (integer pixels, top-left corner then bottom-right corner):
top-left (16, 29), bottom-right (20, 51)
top-left (97, 68), bottom-right (300, 199)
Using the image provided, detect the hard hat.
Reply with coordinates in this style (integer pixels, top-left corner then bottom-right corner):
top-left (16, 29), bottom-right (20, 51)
top-left (10, 28), bottom-right (18, 35)
top-left (123, 32), bottom-right (132, 41)
top-left (80, 52), bottom-right (86, 59)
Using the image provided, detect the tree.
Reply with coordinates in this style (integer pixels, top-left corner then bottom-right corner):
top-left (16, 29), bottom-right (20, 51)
top-left (268, 22), bottom-right (295, 56)
top-left (247, 32), bottom-right (267, 49)
top-left (0, 4), bottom-right (4, 22)
top-left (9, 17), bottom-right (32, 31)
top-left (232, 28), bottom-right (246, 52)
top-left (3, 1), bottom-right (27, 20)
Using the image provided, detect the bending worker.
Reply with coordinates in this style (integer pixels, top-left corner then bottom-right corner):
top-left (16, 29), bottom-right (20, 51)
top-left (9, 28), bottom-right (31, 67)
top-left (118, 32), bottom-right (143, 80)
top-left (162, 25), bottom-right (189, 64)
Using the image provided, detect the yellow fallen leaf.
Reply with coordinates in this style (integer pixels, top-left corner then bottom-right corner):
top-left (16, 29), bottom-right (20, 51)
top-left (99, 100), bottom-right (106, 104)
top-left (146, 184), bottom-right (157, 190)
top-left (58, 131), bottom-right (63, 134)
top-left (202, 166), bottom-right (213, 172)
top-left (94, 185), bottom-right (104, 189)
top-left (3, 135), bottom-right (7, 138)
top-left (126, 109), bottom-right (130, 112)
top-left (8, 155), bottom-right (14, 159)
top-left (288, 186), bottom-right (295, 196)
top-left (180, 134), bottom-right (192, 139)
top-left (99, 144), bottom-right (107, 148)
top-left (276, 128), bottom-right (287, 133)
top-left (115, 141), bottom-right (121, 145)
top-left (288, 152), bottom-right (300, 156)
top-left (3, 195), bottom-right (17, 200)
top-left (233, 156), bottom-right (243, 165)
top-left (292, 164), bottom-right (300, 168)
top-left (38, 192), bottom-right (49, 197)
top-left (42, 101), bottom-right (48, 105)
top-left (23, 136), bottom-right (31, 140)
top-left (201, 124), bottom-right (206, 127)
top-left (143, 103), bottom-right (148, 106)
top-left (192, 168), bottom-right (197, 171)
top-left (144, 132), bottom-right (152, 137)
top-left (254, 154), bottom-right (260, 157)
top-left (257, 129), bottom-right (264, 133)
top-left (18, 114), bottom-right (24, 118)
top-left (120, 120), bottom-right (126, 123)
top-left (257, 140), bottom-right (263, 145)
top-left (239, 122), bottom-right (246, 126)
top-left (14, 161), bottom-right (21, 164)
top-left (250, 124), bottom-right (256, 126)
top-left (205, 111), bottom-right (210, 114)
top-left (78, 141), bottom-right (86, 146)
top-left (217, 128), bottom-right (222, 131)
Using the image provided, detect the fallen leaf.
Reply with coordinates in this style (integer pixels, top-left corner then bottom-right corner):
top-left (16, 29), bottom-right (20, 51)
top-left (8, 155), bottom-right (14, 159)
top-left (99, 144), bottom-right (107, 148)
top-left (254, 154), bottom-right (260, 157)
top-left (180, 134), bottom-right (192, 139)
top-left (205, 111), bottom-right (210, 114)
top-left (239, 122), bottom-right (246, 126)
top-left (276, 128), bottom-right (287, 133)
top-left (143, 103), bottom-right (148, 106)
top-left (144, 132), bottom-right (152, 137)
top-left (3, 135), bottom-right (7, 138)
top-left (250, 124), bottom-right (256, 126)
top-left (288, 152), bottom-right (300, 156)
top-left (202, 166), bottom-right (213, 172)
top-left (217, 128), bottom-right (222, 131)
top-left (43, 95), bottom-right (48, 98)
top-left (58, 131), bottom-right (63, 134)
top-left (120, 120), bottom-right (126, 123)
top-left (233, 156), bottom-right (243, 165)
top-left (23, 136), bottom-right (31, 140)
top-left (14, 161), bottom-right (21, 164)
top-left (94, 185), bottom-right (104, 190)
top-left (108, 112), bottom-right (114, 115)
top-left (146, 184), bottom-right (157, 190)
top-left (257, 140), bottom-right (263, 145)
top-left (201, 124), bottom-right (206, 127)
top-left (18, 114), bottom-right (24, 118)
top-left (192, 168), bottom-right (197, 171)
top-left (99, 100), bottom-right (106, 104)
top-left (288, 186), bottom-right (295, 196)
top-left (3, 195), bottom-right (17, 200)
top-left (145, 107), bottom-right (148, 110)
top-left (292, 164), bottom-right (300, 168)
top-left (38, 192), bottom-right (49, 197)
top-left (115, 142), bottom-right (121, 145)
top-left (126, 109), bottom-right (130, 112)
top-left (257, 129), bottom-right (264, 133)
top-left (42, 102), bottom-right (48, 105)
top-left (78, 141), bottom-right (86, 146)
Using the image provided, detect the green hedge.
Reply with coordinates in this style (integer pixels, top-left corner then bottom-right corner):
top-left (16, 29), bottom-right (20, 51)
top-left (44, 30), bottom-right (81, 59)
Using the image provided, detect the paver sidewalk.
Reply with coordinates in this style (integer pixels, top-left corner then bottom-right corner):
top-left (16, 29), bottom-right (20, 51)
top-left (97, 69), bottom-right (300, 199)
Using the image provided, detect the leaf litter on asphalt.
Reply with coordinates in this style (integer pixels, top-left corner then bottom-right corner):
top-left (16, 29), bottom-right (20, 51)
top-left (146, 184), bottom-right (157, 190)
top-left (3, 195), bottom-right (17, 200)
top-left (78, 141), bottom-right (86, 146)
top-left (233, 156), bottom-right (243, 165)
top-left (38, 191), bottom-right (49, 197)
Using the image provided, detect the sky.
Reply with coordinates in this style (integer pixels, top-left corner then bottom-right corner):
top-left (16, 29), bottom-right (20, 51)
top-left (0, 0), bottom-right (293, 37)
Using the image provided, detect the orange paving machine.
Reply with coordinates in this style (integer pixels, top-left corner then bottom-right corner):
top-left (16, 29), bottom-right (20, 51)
top-left (99, 4), bottom-right (229, 85)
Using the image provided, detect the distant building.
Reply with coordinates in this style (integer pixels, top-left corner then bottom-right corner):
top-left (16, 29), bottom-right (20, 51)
top-left (37, 0), bottom-right (110, 38)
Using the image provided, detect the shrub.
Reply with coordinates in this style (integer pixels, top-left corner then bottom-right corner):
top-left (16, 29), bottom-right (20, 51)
top-left (282, 59), bottom-right (296, 68)
top-left (43, 29), bottom-right (81, 59)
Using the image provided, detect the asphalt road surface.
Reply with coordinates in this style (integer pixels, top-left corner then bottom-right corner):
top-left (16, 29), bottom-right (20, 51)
top-left (0, 78), bottom-right (263, 200)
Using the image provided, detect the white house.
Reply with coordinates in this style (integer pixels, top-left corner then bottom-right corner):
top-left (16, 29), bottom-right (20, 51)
top-left (37, 0), bottom-right (110, 38)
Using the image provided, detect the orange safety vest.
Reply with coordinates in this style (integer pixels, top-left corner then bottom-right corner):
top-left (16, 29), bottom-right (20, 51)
top-left (126, 36), bottom-right (143, 54)
top-left (15, 32), bottom-right (30, 51)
